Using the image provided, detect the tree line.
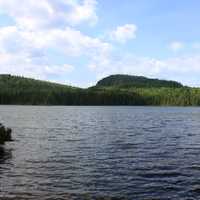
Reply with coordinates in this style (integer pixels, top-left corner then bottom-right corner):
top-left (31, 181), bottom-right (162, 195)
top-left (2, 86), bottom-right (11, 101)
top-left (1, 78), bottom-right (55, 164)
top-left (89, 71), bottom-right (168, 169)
top-left (0, 74), bottom-right (200, 106)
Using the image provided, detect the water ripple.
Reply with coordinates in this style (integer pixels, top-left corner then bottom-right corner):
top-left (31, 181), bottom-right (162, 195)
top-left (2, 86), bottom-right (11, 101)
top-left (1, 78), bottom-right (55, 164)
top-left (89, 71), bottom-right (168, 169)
top-left (1, 106), bottom-right (200, 199)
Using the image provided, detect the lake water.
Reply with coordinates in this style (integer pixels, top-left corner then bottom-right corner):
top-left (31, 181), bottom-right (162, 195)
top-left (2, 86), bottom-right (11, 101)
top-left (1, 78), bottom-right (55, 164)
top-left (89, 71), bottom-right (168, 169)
top-left (1, 106), bottom-right (200, 200)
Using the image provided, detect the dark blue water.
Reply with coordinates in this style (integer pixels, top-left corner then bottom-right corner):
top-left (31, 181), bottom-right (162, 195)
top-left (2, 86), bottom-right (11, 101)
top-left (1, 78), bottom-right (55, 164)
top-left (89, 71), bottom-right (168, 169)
top-left (1, 106), bottom-right (200, 200)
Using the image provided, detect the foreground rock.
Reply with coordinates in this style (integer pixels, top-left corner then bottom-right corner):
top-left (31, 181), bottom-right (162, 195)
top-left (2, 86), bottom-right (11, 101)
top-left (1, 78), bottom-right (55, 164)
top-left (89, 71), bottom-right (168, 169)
top-left (0, 123), bottom-right (12, 144)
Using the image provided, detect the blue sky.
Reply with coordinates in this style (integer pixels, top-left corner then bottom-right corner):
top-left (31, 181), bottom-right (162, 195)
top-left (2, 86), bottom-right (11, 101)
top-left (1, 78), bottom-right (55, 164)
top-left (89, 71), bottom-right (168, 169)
top-left (0, 0), bottom-right (200, 87)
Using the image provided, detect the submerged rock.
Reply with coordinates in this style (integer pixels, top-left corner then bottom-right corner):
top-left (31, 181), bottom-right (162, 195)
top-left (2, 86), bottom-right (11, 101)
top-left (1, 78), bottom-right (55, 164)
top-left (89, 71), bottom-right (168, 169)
top-left (0, 123), bottom-right (12, 144)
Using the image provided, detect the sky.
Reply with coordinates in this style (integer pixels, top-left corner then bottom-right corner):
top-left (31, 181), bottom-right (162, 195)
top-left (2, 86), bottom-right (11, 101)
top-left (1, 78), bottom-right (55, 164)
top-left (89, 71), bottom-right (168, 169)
top-left (0, 0), bottom-right (200, 87)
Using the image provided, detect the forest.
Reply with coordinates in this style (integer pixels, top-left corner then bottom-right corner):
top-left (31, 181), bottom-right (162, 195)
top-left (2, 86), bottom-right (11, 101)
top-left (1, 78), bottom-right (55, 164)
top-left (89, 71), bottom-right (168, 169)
top-left (0, 74), bottom-right (199, 106)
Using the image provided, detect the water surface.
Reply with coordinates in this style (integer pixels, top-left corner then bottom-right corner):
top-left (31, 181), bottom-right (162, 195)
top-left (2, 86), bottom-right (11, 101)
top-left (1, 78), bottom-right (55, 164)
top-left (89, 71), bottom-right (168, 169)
top-left (1, 106), bottom-right (200, 199)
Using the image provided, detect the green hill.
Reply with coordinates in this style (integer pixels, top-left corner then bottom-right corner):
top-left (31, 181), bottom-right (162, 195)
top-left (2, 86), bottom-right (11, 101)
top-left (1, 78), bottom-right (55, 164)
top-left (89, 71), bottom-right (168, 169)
top-left (0, 74), bottom-right (200, 106)
top-left (0, 74), bottom-right (142, 105)
top-left (0, 74), bottom-right (77, 91)
top-left (0, 74), bottom-right (81, 105)
top-left (96, 74), bottom-right (183, 88)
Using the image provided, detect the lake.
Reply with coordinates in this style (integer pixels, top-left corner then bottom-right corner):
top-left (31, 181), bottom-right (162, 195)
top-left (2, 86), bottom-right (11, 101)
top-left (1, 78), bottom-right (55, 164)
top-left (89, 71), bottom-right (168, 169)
top-left (1, 106), bottom-right (200, 199)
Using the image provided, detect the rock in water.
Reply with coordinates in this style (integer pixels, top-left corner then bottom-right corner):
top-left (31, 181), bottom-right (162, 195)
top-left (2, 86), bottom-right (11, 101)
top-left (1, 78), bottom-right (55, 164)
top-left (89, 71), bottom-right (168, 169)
top-left (0, 123), bottom-right (12, 144)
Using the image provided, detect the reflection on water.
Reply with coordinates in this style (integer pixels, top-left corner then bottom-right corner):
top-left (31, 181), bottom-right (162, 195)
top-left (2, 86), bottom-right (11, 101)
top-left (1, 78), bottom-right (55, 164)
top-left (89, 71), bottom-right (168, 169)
top-left (1, 106), bottom-right (200, 199)
top-left (0, 146), bottom-right (12, 164)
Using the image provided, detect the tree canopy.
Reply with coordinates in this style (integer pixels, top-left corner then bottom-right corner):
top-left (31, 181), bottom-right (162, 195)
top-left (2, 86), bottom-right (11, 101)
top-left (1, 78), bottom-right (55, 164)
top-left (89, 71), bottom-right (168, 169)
top-left (96, 74), bottom-right (183, 88)
top-left (0, 74), bottom-right (199, 106)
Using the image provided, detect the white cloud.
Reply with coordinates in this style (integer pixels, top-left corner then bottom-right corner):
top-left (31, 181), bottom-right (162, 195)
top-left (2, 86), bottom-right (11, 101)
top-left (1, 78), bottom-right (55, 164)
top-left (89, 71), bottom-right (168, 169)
top-left (0, 0), bottom-right (199, 87)
top-left (89, 54), bottom-right (164, 79)
top-left (0, 25), bottom-right (111, 82)
top-left (67, 0), bottom-right (98, 26)
top-left (192, 42), bottom-right (200, 49)
top-left (89, 52), bottom-right (200, 86)
top-left (0, 25), bottom-right (111, 58)
top-left (109, 24), bottom-right (137, 44)
top-left (0, 0), bottom-right (98, 30)
top-left (44, 27), bottom-right (112, 57)
top-left (169, 41), bottom-right (184, 52)
top-left (0, 0), bottom-right (110, 84)
top-left (0, 51), bottom-right (74, 80)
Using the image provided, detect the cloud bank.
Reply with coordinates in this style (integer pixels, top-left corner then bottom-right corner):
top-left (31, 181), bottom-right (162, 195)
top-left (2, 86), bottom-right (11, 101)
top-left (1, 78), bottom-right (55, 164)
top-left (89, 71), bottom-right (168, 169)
top-left (0, 0), bottom-right (199, 86)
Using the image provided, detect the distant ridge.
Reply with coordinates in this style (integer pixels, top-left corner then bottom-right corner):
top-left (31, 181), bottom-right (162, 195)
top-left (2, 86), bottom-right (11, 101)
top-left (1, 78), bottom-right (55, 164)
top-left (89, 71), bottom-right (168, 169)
top-left (0, 74), bottom-right (199, 106)
top-left (97, 74), bottom-right (183, 88)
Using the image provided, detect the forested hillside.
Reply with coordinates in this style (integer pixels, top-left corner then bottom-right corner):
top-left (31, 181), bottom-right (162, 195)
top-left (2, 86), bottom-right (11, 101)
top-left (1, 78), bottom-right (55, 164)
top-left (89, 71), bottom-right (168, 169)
top-left (0, 74), bottom-right (199, 106)
top-left (0, 74), bottom-right (141, 105)
top-left (97, 74), bottom-right (183, 88)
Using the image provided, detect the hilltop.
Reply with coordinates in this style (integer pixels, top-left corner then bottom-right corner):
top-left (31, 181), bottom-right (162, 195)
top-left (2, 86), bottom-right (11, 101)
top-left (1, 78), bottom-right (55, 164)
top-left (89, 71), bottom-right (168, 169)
top-left (96, 74), bottom-right (183, 88)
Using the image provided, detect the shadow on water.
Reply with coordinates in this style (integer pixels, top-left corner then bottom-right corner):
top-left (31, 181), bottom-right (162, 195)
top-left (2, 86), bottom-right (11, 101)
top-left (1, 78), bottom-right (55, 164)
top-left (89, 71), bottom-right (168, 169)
top-left (0, 145), bottom-right (12, 164)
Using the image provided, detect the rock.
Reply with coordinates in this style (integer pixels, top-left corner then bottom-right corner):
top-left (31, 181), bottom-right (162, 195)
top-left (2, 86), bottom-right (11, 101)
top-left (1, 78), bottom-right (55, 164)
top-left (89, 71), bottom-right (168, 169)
top-left (0, 124), bottom-right (12, 144)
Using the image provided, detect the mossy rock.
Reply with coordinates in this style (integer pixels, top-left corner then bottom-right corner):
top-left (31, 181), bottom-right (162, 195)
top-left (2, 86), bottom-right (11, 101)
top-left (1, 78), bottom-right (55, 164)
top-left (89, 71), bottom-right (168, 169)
top-left (0, 123), bottom-right (12, 144)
